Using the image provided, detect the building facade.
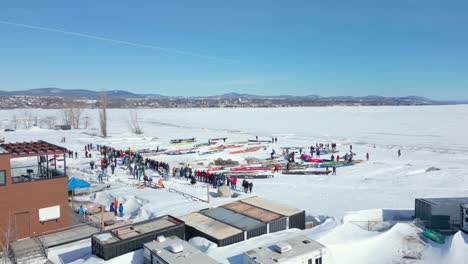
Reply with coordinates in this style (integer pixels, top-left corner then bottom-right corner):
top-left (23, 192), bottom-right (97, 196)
top-left (0, 141), bottom-right (69, 242)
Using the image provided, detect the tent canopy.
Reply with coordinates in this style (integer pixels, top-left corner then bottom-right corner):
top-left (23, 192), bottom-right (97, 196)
top-left (68, 177), bottom-right (91, 191)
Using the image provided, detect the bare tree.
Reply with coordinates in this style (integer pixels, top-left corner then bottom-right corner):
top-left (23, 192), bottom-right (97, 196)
top-left (22, 109), bottom-right (34, 129)
top-left (61, 108), bottom-right (73, 126)
top-left (99, 92), bottom-right (108, 137)
top-left (128, 109), bottom-right (143, 134)
top-left (40, 116), bottom-right (57, 129)
top-left (0, 216), bottom-right (12, 264)
top-left (10, 115), bottom-right (18, 130)
top-left (83, 115), bottom-right (90, 129)
top-left (62, 100), bottom-right (84, 129)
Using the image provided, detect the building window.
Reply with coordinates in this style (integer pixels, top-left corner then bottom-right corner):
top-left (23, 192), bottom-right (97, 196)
top-left (0, 170), bottom-right (5, 186)
top-left (315, 257), bottom-right (322, 264)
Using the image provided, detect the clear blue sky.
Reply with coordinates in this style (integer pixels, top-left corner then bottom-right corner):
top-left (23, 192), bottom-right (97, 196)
top-left (0, 0), bottom-right (467, 99)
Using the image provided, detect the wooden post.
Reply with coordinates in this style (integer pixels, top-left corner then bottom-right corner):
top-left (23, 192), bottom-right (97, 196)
top-left (207, 184), bottom-right (210, 203)
top-left (100, 205), bottom-right (105, 231)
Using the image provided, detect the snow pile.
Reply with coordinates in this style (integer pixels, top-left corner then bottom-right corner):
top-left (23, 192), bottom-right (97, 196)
top-left (189, 237), bottom-right (218, 252)
top-left (93, 191), bottom-right (115, 207)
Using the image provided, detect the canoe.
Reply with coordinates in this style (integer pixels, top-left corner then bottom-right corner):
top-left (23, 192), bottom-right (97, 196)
top-left (166, 151), bottom-right (198, 156)
top-left (282, 170), bottom-right (330, 175)
top-left (210, 137), bottom-right (227, 141)
top-left (231, 147), bottom-right (263, 154)
top-left (200, 149), bottom-right (223, 155)
top-left (315, 162), bottom-right (355, 168)
top-left (170, 138), bottom-right (196, 144)
top-left (230, 166), bottom-right (273, 172)
top-left (423, 229), bottom-right (445, 244)
top-left (169, 141), bottom-right (194, 146)
top-left (248, 139), bottom-right (273, 143)
top-left (210, 144), bottom-right (243, 150)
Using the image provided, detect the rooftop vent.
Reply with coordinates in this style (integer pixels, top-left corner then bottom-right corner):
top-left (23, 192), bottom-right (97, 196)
top-left (273, 242), bottom-right (292, 254)
top-left (168, 243), bottom-right (184, 253)
top-left (156, 236), bottom-right (166, 242)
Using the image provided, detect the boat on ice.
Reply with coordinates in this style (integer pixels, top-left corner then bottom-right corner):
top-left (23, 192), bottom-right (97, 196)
top-left (230, 166), bottom-right (273, 172)
top-left (230, 146), bottom-right (263, 154)
top-left (282, 170), bottom-right (330, 175)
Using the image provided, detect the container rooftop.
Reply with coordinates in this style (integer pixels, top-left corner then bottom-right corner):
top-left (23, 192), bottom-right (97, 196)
top-left (202, 207), bottom-right (264, 232)
top-left (243, 235), bottom-right (325, 264)
top-left (144, 236), bottom-right (220, 264)
top-left (417, 197), bottom-right (468, 205)
top-left (222, 201), bottom-right (283, 223)
top-left (181, 212), bottom-right (242, 240)
top-left (240, 197), bottom-right (302, 216)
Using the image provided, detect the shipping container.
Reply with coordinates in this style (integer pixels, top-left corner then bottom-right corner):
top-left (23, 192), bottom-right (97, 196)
top-left (240, 197), bottom-right (306, 230)
top-left (143, 236), bottom-right (220, 264)
top-left (181, 212), bottom-right (244, 247)
top-left (222, 201), bottom-right (287, 233)
top-left (201, 207), bottom-right (267, 240)
top-left (461, 204), bottom-right (468, 234)
top-left (243, 235), bottom-right (325, 264)
top-left (415, 197), bottom-right (468, 234)
top-left (91, 215), bottom-right (185, 260)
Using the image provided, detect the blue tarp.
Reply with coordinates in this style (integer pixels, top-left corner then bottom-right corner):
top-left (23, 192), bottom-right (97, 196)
top-left (68, 177), bottom-right (91, 191)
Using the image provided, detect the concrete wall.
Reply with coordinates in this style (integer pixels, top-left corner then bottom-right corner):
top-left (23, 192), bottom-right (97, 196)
top-left (0, 154), bottom-right (69, 241)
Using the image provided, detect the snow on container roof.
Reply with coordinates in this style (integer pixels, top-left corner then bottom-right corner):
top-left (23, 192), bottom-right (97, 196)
top-left (0, 146), bottom-right (8, 155)
top-left (240, 197), bottom-right (302, 216)
top-left (222, 201), bottom-right (283, 223)
top-left (417, 197), bottom-right (468, 206)
top-left (243, 235), bottom-right (325, 264)
top-left (144, 236), bottom-right (220, 264)
top-left (181, 212), bottom-right (243, 240)
top-left (201, 207), bottom-right (264, 232)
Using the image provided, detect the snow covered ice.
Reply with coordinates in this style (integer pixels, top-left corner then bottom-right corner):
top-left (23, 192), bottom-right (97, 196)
top-left (1, 105), bottom-right (468, 264)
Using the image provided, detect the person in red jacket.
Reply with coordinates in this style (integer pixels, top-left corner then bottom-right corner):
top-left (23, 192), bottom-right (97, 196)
top-left (231, 177), bottom-right (237, 190)
top-left (274, 164), bottom-right (281, 173)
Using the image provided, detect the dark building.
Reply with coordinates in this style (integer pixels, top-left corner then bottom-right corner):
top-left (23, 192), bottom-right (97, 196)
top-left (415, 197), bottom-right (468, 234)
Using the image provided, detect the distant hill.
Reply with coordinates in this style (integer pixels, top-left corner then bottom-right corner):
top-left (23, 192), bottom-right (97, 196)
top-left (0, 88), bottom-right (460, 109)
top-left (0, 88), bottom-right (166, 99)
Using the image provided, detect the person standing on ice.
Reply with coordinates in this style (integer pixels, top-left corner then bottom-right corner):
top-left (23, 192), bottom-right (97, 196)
top-left (331, 154), bottom-right (335, 162)
top-left (90, 160), bottom-right (95, 170)
top-left (350, 145), bottom-right (353, 152)
top-left (118, 203), bottom-right (124, 217)
top-left (366, 152), bottom-right (369, 161)
top-left (274, 164), bottom-right (280, 173)
top-left (271, 149), bottom-right (276, 160)
top-left (332, 165), bottom-right (336, 175)
top-left (110, 163), bottom-right (116, 174)
top-left (398, 149), bottom-right (401, 157)
top-left (248, 181), bottom-right (253, 193)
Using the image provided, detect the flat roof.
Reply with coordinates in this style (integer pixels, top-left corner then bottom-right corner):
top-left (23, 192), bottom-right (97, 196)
top-left (202, 207), bottom-right (265, 232)
top-left (0, 146), bottom-right (8, 155)
top-left (222, 201), bottom-right (283, 223)
top-left (94, 215), bottom-right (180, 244)
top-left (144, 236), bottom-right (220, 264)
top-left (417, 197), bottom-right (468, 206)
top-left (0, 140), bottom-right (67, 158)
top-left (243, 235), bottom-right (325, 264)
top-left (240, 197), bottom-right (303, 216)
top-left (181, 212), bottom-right (243, 240)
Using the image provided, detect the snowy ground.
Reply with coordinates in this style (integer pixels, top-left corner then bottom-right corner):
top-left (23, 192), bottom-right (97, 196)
top-left (1, 105), bottom-right (468, 264)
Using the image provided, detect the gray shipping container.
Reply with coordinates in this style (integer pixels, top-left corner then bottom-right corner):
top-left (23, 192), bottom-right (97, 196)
top-left (240, 197), bottom-right (306, 230)
top-left (415, 197), bottom-right (468, 234)
top-left (91, 215), bottom-right (185, 260)
top-left (181, 212), bottom-right (245, 247)
top-left (201, 207), bottom-right (267, 239)
top-left (461, 204), bottom-right (468, 233)
top-left (222, 201), bottom-right (287, 233)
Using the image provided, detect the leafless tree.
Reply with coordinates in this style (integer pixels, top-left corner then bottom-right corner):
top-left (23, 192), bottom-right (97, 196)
top-left (0, 216), bottom-right (13, 264)
top-left (22, 109), bottom-right (34, 129)
top-left (83, 115), bottom-right (91, 129)
top-left (128, 109), bottom-right (143, 134)
top-left (62, 100), bottom-right (84, 129)
top-left (99, 92), bottom-right (108, 137)
top-left (10, 115), bottom-right (18, 130)
top-left (40, 116), bottom-right (57, 129)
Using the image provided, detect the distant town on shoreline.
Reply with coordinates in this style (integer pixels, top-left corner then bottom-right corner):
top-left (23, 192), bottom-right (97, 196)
top-left (0, 88), bottom-right (463, 109)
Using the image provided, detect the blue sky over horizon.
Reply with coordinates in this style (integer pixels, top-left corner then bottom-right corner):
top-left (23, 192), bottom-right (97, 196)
top-left (0, 0), bottom-right (467, 100)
